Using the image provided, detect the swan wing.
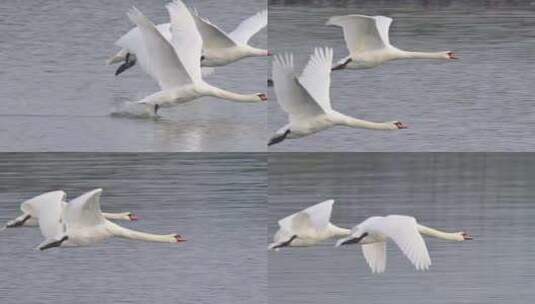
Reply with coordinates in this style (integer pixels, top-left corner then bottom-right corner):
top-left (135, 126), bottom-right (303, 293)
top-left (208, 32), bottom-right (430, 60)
top-left (361, 242), bottom-right (387, 273)
top-left (297, 47), bottom-right (333, 112)
top-left (191, 9), bottom-right (236, 49)
top-left (278, 200), bottom-right (335, 237)
top-left (326, 15), bottom-right (392, 53)
top-left (272, 53), bottom-right (325, 120)
top-left (22, 191), bottom-right (66, 239)
top-left (167, 1), bottom-right (203, 82)
top-left (373, 215), bottom-right (431, 271)
top-left (64, 189), bottom-right (106, 229)
top-left (125, 6), bottom-right (193, 90)
top-left (229, 9), bottom-right (267, 44)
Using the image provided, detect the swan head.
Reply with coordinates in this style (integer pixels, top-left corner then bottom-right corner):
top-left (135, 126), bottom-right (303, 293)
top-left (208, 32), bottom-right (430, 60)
top-left (257, 93), bottom-right (268, 102)
top-left (459, 232), bottom-right (473, 241)
top-left (174, 234), bottom-right (187, 243)
top-left (388, 121), bottom-right (408, 130)
top-left (127, 212), bottom-right (140, 221)
top-left (445, 51), bottom-right (458, 60)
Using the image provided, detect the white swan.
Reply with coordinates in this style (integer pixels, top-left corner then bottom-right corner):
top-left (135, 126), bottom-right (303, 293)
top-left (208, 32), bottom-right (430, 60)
top-left (269, 47), bottom-right (407, 146)
top-left (109, 9), bottom-right (268, 74)
top-left (326, 14), bottom-right (458, 70)
top-left (34, 189), bottom-right (185, 251)
top-left (2, 190), bottom-right (139, 230)
top-left (119, 2), bottom-right (267, 115)
top-left (268, 200), bottom-right (350, 250)
top-left (335, 215), bottom-right (473, 273)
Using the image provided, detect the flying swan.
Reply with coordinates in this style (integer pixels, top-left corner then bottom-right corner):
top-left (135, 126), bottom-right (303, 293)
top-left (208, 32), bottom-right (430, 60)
top-left (326, 14), bottom-right (458, 70)
top-left (118, 1), bottom-right (267, 115)
top-left (268, 47), bottom-right (407, 146)
top-left (2, 190), bottom-right (139, 231)
top-left (109, 8), bottom-right (268, 75)
top-left (336, 215), bottom-right (472, 273)
top-left (268, 200), bottom-right (350, 250)
top-left (33, 189), bottom-right (185, 251)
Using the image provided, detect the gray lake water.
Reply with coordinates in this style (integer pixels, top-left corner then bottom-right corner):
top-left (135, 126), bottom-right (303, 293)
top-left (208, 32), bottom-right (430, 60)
top-left (0, 153), bottom-right (267, 304)
top-left (268, 0), bottom-right (535, 151)
top-left (269, 153), bottom-right (535, 304)
top-left (0, 0), bottom-right (267, 152)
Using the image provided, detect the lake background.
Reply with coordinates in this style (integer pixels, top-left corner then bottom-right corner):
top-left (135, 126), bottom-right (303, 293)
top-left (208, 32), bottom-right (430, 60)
top-left (269, 153), bottom-right (535, 304)
top-left (0, 0), bottom-right (267, 152)
top-left (268, 0), bottom-right (535, 151)
top-left (0, 153), bottom-right (267, 304)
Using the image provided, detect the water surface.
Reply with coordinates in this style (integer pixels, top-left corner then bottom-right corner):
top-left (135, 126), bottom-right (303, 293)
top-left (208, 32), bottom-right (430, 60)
top-left (269, 153), bottom-right (535, 304)
top-left (0, 153), bottom-right (267, 304)
top-left (268, 0), bottom-right (535, 151)
top-left (0, 0), bottom-right (267, 151)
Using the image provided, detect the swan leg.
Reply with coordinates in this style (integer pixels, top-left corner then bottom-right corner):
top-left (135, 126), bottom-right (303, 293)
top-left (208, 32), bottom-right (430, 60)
top-left (154, 104), bottom-right (160, 116)
top-left (268, 129), bottom-right (291, 146)
top-left (4, 214), bottom-right (31, 228)
top-left (38, 236), bottom-right (69, 251)
top-left (270, 235), bottom-right (298, 250)
top-left (331, 58), bottom-right (352, 71)
top-left (115, 53), bottom-right (137, 76)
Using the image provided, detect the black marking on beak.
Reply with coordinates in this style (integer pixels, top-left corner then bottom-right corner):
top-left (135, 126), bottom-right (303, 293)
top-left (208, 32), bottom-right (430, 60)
top-left (331, 58), bottom-right (352, 71)
top-left (40, 236), bottom-right (69, 251)
top-left (268, 129), bottom-right (290, 146)
top-left (271, 235), bottom-right (298, 250)
top-left (340, 232), bottom-right (368, 246)
top-left (6, 214), bottom-right (31, 228)
top-left (115, 53), bottom-right (136, 76)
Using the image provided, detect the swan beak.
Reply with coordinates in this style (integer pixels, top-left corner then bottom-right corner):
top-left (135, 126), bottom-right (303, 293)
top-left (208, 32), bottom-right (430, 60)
top-left (267, 50), bottom-right (273, 56)
top-left (394, 122), bottom-right (408, 129)
top-left (128, 214), bottom-right (141, 221)
top-left (462, 232), bottom-right (473, 240)
top-left (259, 93), bottom-right (268, 101)
top-left (174, 234), bottom-right (187, 243)
top-left (448, 52), bottom-right (459, 60)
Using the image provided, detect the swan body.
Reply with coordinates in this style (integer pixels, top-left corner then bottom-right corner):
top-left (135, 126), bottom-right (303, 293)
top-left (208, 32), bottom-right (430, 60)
top-left (119, 2), bottom-right (266, 115)
top-left (268, 200), bottom-right (351, 250)
top-left (326, 15), bottom-right (457, 70)
top-left (2, 191), bottom-right (138, 230)
top-left (109, 9), bottom-right (267, 73)
top-left (336, 215), bottom-right (472, 273)
top-left (269, 47), bottom-right (406, 146)
top-left (34, 189), bottom-right (185, 250)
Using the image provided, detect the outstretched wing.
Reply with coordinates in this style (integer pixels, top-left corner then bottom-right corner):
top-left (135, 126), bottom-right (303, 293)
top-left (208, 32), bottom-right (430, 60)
top-left (278, 200), bottom-right (335, 237)
top-left (229, 9), bottom-right (267, 44)
top-left (373, 215), bottom-right (431, 271)
top-left (361, 242), bottom-right (387, 273)
top-left (22, 191), bottom-right (67, 239)
top-left (191, 9), bottom-right (236, 49)
top-left (125, 6), bottom-right (193, 90)
top-left (272, 53), bottom-right (325, 121)
top-left (64, 188), bottom-right (106, 229)
top-left (167, 1), bottom-right (203, 82)
top-left (297, 47), bottom-right (333, 112)
top-left (326, 15), bottom-right (392, 53)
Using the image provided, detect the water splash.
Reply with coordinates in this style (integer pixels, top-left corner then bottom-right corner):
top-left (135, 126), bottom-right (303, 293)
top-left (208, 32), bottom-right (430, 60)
top-left (110, 101), bottom-right (157, 119)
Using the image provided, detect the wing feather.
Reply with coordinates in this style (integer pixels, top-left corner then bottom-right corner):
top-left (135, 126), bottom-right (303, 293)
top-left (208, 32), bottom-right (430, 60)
top-left (64, 189), bottom-right (106, 229)
top-left (277, 200), bottom-right (335, 237)
top-left (327, 15), bottom-right (391, 53)
top-left (191, 10), bottom-right (236, 49)
top-left (361, 242), bottom-right (387, 273)
top-left (229, 9), bottom-right (267, 44)
top-left (297, 47), bottom-right (333, 112)
top-left (272, 53), bottom-right (325, 121)
top-left (125, 6), bottom-right (192, 90)
top-left (167, 1), bottom-right (203, 82)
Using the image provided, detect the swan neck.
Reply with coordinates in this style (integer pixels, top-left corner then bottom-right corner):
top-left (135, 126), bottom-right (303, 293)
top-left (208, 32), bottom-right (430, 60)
top-left (248, 47), bottom-right (269, 56)
top-left (334, 112), bottom-right (394, 130)
top-left (396, 49), bottom-right (445, 59)
top-left (208, 86), bottom-right (259, 103)
top-left (102, 212), bottom-right (128, 220)
top-left (106, 222), bottom-right (175, 243)
top-left (417, 224), bottom-right (462, 241)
